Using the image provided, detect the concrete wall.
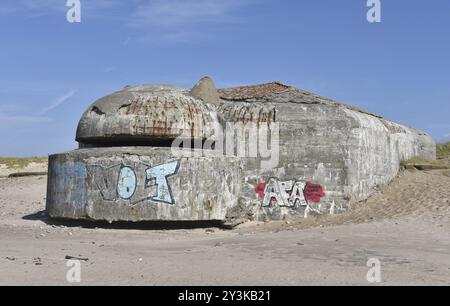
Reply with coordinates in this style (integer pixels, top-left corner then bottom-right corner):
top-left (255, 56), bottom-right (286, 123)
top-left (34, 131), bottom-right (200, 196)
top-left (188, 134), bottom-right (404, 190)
top-left (218, 99), bottom-right (435, 221)
top-left (46, 147), bottom-right (242, 222)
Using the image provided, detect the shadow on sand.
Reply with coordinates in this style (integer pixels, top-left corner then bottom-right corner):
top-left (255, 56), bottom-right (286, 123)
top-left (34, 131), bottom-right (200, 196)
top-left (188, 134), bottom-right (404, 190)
top-left (22, 210), bottom-right (227, 230)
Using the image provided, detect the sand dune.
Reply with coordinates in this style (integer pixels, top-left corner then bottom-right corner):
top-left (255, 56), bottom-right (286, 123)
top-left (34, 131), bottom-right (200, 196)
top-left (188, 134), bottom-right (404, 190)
top-left (0, 159), bottom-right (47, 178)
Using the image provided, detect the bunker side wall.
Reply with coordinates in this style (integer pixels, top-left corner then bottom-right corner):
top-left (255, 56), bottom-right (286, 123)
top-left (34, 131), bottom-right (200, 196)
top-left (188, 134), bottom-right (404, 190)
top-left (219, 101), bottom-right (436, 220)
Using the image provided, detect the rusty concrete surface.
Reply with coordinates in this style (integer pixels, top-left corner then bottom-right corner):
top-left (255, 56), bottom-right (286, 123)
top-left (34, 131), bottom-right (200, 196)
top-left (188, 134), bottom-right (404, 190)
top-left (76, 85), bottom-right (218, 146)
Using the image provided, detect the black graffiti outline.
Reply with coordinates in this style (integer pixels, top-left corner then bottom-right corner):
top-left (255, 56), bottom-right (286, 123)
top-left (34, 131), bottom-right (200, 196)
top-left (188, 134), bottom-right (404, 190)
top-left (88, 163), bottom-right (124, 202)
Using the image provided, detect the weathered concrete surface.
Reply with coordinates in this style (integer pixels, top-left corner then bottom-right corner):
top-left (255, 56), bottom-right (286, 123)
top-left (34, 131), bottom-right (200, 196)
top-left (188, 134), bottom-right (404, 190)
top-left (190, 76), bottom-right (220, 106)
top-left (47, 79), bottom-right (436, 223)
top-left (76, 85), bottom-right (218, 146)
top-left (46, 147), bottom-right (242, 222)
top-left (217, 83), bottom-right (436, 221)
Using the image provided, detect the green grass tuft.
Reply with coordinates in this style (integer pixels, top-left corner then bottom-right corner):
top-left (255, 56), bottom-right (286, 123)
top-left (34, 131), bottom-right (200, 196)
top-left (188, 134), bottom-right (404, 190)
top-left (0, 157), bottom-right (48, 169)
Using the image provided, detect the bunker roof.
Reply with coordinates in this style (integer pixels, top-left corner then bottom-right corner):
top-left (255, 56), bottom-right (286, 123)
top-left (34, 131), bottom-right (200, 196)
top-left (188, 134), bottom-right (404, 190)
top-left (218, 82), bottom-right (382, 118)
top-left (76, 78), bottom-right (385, 146)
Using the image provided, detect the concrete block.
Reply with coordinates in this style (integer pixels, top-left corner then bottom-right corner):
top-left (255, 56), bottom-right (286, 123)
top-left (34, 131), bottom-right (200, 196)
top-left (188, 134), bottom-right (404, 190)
top-left (46, 147), bottom-right (242, 222)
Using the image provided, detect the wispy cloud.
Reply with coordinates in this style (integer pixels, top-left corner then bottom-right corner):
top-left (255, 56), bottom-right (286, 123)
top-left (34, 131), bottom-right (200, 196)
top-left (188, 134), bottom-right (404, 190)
top-left (128, 0), bottom-right (254, 44)
top-left (428, 122), bottom-right (450, 128)
top-left (0, 106), bottom-right (53, 124)
top-left (0, 0), bottom-right (64, 17)
top-left (0, 90), bottom-right (75, 125)
top-left (39, 90), bottom-right (76, 115)
top-left (0, 0), bottom-right (127, 18)
top-left (131, 0), bottom-right (250, 27)
top-left (104, 66), bottom-right (116, 73)
top-left (1, 0), bottom-right (250, 22)
top-left (0, 104), bottom-right (51, 124)
top-left (0, 114), bottom-right (53, 124)
top-left (0, 1), bottom-right (253, 44)
top-left (0, 103), bottom-right (23, 113)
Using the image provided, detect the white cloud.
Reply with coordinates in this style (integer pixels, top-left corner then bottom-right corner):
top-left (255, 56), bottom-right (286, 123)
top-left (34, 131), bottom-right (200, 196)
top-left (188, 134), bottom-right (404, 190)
top-left (131, 0), bottom-right (249, 27)
top-left (39, 90), bottom-right (76, 115)
top-left (0, 90), bottom-right (75, 125)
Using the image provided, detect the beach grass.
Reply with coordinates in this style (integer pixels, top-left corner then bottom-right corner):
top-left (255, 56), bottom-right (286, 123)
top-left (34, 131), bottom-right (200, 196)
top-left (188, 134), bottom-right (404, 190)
top-left (0, 157), bottom-right (48, 169)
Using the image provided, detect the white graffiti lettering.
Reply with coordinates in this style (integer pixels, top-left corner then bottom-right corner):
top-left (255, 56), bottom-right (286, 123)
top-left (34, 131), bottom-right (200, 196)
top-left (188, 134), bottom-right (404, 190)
top-left (117, 166), bottom-right (137, 200)
top-left (256, 178), bottom-right (325, 208)
top-left (88, 160), bottom-right (180, 206)
top-left (145, 161), bottom-right (179, 205)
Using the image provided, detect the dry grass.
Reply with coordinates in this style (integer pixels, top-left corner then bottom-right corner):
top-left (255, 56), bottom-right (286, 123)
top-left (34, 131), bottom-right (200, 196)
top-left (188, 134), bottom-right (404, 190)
top-left (0, 157), bottom-right (47, 169)
top-left (437, 142), bottom-right (450, 160)
top-left (400, 156), bottom-right (442, 166)
top-left (400, 142), bottom-right (450, 169)
top-left (400, 157), bottom-right (449, 170)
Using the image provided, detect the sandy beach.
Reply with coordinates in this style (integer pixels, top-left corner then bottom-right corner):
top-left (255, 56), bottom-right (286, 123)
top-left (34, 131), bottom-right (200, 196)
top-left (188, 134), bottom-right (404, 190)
top-left (0, 168), bottom-right (449, 286)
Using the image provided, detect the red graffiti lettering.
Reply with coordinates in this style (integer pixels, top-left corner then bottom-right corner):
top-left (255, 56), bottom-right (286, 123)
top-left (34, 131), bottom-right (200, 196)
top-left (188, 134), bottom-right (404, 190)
top-left (256, 182), bottom-right (267, 200)
top-left (303, 182), bottom-right (325, 203)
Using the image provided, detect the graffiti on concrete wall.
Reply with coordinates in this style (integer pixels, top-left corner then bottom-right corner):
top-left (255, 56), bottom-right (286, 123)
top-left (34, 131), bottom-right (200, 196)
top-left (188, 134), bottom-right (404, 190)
top-left (256, 178), bottom-right (325, 208)
top-left (145, 161), bottom-right (179, 204)
top-left (88, 160), bottom-right (180, 206)
top-left (117, 166), bottom-right (137, 200)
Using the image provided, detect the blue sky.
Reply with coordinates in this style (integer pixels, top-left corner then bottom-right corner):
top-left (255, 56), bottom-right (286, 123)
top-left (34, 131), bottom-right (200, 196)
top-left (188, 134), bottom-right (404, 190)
top-left (0, 0), bottom-right (449, 157)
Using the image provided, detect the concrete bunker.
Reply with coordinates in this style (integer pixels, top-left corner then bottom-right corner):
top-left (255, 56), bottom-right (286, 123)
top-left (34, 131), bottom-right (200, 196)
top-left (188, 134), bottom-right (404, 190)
top-left (46, 77), bottom-right (436, 226)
